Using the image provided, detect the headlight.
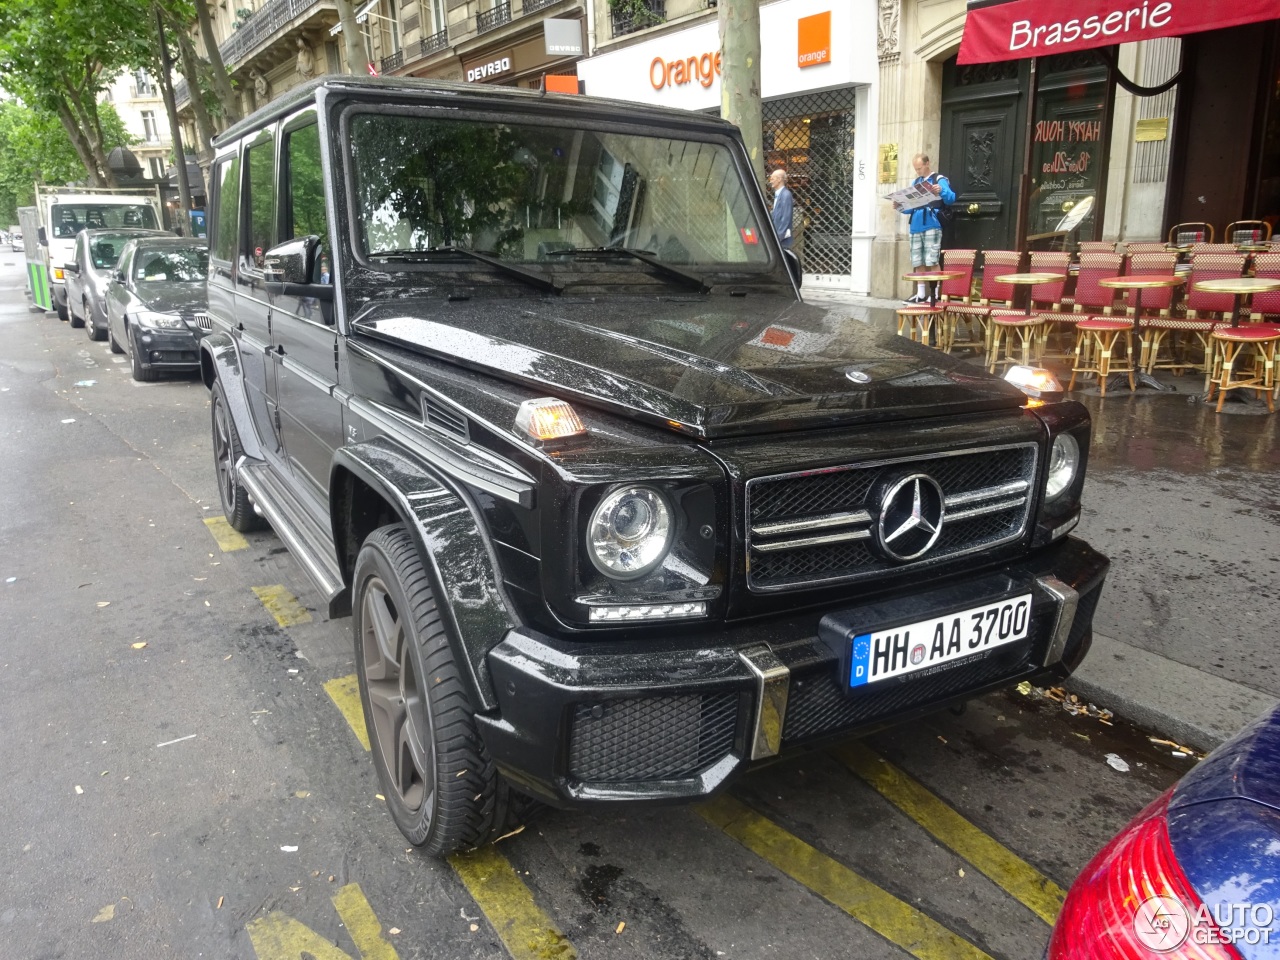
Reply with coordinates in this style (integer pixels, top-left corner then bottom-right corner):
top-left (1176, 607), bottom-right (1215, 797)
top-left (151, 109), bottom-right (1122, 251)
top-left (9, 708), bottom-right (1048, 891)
top-left (587, 485), bottom-right (674, 580)
top-left (133, 310), bottom-right (185, 330)
top-left (1045, 433), bottom-right (1080, 501)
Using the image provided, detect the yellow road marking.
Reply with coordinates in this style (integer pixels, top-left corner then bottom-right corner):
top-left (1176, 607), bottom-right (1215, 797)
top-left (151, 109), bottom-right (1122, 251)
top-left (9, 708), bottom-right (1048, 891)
top-left (333, 883), bottom-right (401, 960)
top-left (204, 516), bottom-right (249, 552)
top-left (253, 585), bottom-right (313, 627)
top-left (247, 883), bottom-right (399, 960)
top-left (835, 742), bottom-right (1066, 924)
top-left (698, 794), bottom-right (994, 960)
top-left (450, 846), bottom-right (577, 960)
top-left (325, 674), bottom-right (370, 752)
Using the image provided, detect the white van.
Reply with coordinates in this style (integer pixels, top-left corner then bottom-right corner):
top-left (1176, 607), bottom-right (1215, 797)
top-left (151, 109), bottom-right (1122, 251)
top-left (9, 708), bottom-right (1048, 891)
top-left (35, 187), bottom-right (163, 320)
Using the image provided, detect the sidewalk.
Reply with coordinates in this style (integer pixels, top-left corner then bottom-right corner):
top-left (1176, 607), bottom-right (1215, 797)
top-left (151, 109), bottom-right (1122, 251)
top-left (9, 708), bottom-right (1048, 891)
top-left (802, 284), bottom-right (1280, 751)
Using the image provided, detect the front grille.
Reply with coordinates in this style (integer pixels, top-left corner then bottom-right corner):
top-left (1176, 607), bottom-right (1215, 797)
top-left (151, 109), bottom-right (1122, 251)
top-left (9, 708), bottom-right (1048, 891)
top-left (567, 692), bottom-right (739, 783)
top-left (193, 312), bottom-right (213, 330)
top-left (746, 444), bottom-right (1037, 591)
top-left (783, 645), bottom-right (1032, 744)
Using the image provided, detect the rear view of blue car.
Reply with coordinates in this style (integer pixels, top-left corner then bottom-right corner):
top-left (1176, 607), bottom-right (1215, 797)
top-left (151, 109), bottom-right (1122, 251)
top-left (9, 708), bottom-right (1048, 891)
top-left (1048, 705), bottom-right (1280, 958)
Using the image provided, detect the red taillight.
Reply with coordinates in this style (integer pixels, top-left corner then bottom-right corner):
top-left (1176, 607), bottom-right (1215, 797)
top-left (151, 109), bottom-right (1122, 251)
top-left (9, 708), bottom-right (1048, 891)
top-left (1048, 789), bottom-right (1243, 960)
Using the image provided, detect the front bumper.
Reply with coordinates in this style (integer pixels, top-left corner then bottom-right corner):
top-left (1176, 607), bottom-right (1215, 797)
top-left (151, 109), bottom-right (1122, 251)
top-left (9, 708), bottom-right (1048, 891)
top-left (134, 328), bottom-right (203, 369)
top-left (477, 536), bottom-right (1108, 808)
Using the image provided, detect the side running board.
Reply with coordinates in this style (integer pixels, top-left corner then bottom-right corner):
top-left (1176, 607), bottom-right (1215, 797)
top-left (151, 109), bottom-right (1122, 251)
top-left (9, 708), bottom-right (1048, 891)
top-left (236, 458), bottom-right (350, 617)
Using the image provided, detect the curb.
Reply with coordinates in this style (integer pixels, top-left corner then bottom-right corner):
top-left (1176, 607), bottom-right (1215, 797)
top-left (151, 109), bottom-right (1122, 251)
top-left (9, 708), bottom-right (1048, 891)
top-left (1063, 633), bottom-right (1278, 754)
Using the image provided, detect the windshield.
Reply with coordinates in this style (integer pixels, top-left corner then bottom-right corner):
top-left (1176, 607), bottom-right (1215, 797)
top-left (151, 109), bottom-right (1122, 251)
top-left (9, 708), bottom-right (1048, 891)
top-left (89, 234), bottom-right (136, 270)
top-left (51, 203), bottom-right (158, 238)
top-left (132, 247), bottom-right (209, 283)
top-left (348, 112), bottom-right (771, 270)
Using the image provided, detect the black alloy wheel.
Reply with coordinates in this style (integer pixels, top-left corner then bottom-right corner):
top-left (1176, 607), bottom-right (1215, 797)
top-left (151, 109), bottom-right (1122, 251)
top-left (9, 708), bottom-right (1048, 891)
top-left (353, 524), bottom-right (531, 856)
top-left (210, 381), bottom-right (263, 532)
top-left (129, 327), bottom-right (158, 382)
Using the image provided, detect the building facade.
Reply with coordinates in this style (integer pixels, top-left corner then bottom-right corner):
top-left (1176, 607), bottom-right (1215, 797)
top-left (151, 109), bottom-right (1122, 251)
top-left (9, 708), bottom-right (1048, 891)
top-left (102, 68), bottom-right (171, 182)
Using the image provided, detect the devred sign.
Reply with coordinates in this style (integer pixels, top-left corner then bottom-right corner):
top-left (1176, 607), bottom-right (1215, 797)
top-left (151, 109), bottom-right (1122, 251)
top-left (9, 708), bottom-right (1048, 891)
top-left (958, 0), bottom-right (1280, 64)
top-left (797, 11), bottom-right (831, 68)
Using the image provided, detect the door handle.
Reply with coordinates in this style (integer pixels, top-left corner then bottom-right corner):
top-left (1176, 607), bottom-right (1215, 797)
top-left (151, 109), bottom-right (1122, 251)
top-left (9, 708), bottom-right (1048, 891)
top-left (967, 203), bottom-right (981, 215)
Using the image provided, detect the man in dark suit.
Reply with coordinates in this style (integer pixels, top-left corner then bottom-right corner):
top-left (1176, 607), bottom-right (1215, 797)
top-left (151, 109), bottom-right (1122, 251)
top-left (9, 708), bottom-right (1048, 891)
top-left (769, 169), bottom-right (794, 250)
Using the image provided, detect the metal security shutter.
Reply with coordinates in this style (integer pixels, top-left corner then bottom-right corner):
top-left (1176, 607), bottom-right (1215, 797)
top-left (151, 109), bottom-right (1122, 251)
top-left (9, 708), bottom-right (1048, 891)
top-left (764, 88), bottom-right (856, 276)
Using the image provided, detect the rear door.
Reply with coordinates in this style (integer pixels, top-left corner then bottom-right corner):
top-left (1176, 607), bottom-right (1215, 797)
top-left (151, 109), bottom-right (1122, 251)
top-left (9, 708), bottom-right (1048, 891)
top-left (268, 111), bottom-right (342, 509)
top-left (235, 129), bottom-right (285, 460)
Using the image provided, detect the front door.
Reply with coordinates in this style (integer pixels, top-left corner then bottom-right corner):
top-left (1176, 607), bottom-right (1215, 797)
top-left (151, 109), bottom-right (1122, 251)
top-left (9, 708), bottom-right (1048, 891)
top-left (940, 57), bottom-right (1027, 253)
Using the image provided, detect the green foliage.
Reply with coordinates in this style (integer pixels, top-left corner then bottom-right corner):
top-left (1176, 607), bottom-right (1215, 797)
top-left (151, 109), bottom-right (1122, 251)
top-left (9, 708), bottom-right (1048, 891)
top-left (0, 100), bottom-right (133, 224)
top-left (607, 0), bottom-right (664, 29)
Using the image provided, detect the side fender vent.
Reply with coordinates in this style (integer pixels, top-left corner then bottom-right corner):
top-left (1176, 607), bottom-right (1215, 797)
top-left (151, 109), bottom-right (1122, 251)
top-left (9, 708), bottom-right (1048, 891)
top-left (422, 395), bottom-right (470, 443)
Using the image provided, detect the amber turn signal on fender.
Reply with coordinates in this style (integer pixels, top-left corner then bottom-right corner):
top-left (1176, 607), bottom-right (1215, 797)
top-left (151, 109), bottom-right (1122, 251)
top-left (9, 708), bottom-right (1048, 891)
top-left (515, 397), bottom-right (586, 441)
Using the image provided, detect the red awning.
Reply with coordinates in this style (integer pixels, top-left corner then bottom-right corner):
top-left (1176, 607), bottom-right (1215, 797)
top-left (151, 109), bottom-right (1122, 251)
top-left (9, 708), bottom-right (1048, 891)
top-left (958, 0), bottom-right (1280, 64)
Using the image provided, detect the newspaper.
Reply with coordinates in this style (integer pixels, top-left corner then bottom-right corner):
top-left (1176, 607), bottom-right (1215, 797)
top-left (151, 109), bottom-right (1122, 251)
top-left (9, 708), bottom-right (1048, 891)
top-left (888, 181), bottom-right (940, 211)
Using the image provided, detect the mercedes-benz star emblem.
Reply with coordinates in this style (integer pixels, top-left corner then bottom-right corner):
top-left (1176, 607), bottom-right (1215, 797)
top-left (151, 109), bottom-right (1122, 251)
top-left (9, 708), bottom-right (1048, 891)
top-left (845, 369), bottom-right (871, 383)
top-left (875, 473), bottom-right (945, 562)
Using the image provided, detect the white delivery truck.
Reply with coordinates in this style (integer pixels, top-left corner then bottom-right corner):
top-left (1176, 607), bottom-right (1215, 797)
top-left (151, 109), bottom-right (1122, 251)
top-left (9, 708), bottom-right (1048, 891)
top-left (33, 185), bottom-right (164, 320)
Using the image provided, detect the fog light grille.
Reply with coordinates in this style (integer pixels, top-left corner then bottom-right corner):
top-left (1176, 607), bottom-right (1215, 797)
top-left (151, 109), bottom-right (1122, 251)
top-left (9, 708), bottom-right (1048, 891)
top-left (568, 693), bottom-right (739, 783)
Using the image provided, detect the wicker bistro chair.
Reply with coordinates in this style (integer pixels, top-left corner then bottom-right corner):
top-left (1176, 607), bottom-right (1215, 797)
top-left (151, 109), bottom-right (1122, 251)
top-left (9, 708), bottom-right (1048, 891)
top-left (1169, 222), bottom-right (1214, 246)
top-left (1069, 317), bottom-right (1137, 395)
top-left (1248, 253), bottom-right (1280, 320)
top-left (1078, 241), bottom-right (1118, 253)
top-left (930, 249), bottom-right (978, 351)
top-left (1189, 243), bottom-right (1241, 256)
top-left (987, 251), bottom-right (1071, 366)
top-left (1207, 324), bottom-right (1280, 412)
top-left (1115, 252), bottom-right (1182, 371)
top-left (1124, 242), bottom-right (1170, 255)
top-left (1062, 252), bottom-right (1128, 393)
top-left (1144, 253), bottom-right (1248, 384)
top-left (944, 250), bottom-right (1022, 357)
top-left (1226, 220), bottom-right (1272, 246)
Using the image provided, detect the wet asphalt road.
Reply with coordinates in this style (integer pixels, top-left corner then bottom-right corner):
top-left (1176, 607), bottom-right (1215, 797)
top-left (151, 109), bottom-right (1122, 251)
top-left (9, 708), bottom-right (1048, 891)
top-left (0, 254), bottom-right (1209, 960)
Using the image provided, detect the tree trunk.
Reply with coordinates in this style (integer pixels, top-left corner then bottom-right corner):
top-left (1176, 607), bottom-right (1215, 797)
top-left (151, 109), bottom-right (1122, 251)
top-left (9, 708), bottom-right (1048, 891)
top-left (195, 0), bottom-right (239, 125)
top-left (52, 98), bottom-right (108, 187)
top-left (719, 0), bottom-right (763, 186)
top-left (156, 6), bottom-right (192, 224)
top-left (61, 85), bottom-right (119, 188)
top-left (173, 20), bottom-right (216, 166)
top-left (334, 0), bottom-right (365, 75)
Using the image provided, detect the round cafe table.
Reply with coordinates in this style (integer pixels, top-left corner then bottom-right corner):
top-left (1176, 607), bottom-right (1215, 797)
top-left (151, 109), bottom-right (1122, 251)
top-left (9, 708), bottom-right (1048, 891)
top-left (900, 270), bottom-right (963, 348)
top-left (993, 272), bottom-right (1067, 316)
top-left (1096, 275), bottom-right (1185, 392)
top-left (902, 270), bottom-right (963, 308)
top-left (1193, 277), bottom-right (1280, 326)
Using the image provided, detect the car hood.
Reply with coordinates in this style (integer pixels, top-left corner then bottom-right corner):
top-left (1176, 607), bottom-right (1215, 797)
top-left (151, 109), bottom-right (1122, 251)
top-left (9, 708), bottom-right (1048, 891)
top-left (350, 294), bottom-right (1027, 438)
top-left (136, 282), bottom-right (208, 316)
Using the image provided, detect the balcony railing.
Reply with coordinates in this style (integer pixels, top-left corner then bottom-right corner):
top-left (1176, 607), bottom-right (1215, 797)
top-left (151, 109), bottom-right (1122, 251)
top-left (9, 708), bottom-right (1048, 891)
top-left (522, 0), bottom-right (559, 12)
top-left (419, 27), bottom-right (448, 57)
top-left (176, 0), bottom-right (327, 106)
top-left (476, 2), bottom-right (511, 34)
top-left (381, 48), bottom-right (404, 73)
top-left (611, 0), bottom-right (665, 37)
top-left (131, 85), bottom-right (159, 99)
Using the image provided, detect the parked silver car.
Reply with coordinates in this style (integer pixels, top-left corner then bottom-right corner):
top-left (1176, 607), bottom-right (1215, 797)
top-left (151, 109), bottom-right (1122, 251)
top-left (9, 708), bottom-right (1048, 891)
top-left (65, 227), bottom-right (170, 337)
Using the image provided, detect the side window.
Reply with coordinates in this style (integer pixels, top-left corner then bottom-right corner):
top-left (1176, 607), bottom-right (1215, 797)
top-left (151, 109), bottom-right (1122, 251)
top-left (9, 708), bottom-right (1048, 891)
top-left (284, 123), bottom-right (328, 243)
top-left (245, 134), bottom-right (277, 268)
top-left (213, 154), bottom-right (240, 262)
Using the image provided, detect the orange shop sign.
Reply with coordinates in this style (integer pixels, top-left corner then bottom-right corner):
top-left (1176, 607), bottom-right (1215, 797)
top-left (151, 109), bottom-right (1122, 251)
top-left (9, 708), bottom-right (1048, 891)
top-left (797, 11), bottom-right (831, 68)
top-left (650, 50), bottom-right (723, 90)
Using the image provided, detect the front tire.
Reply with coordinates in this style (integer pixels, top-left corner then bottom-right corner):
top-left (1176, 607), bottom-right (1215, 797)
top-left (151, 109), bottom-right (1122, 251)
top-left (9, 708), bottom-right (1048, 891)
top-left (108, 326), bottom-right (123, 354)
top-left (86, 300), bottom-right (105, 341)
top-left (353, 525), bottom-right (529, 856)
top-left (68, 298), bottom-right (84, 328)
top-left (56, 300), bottom-right (69, 322)
top-left (210, 381), bottom-right (263, 532)
top-left (129, 330), bottom-right (157, 382)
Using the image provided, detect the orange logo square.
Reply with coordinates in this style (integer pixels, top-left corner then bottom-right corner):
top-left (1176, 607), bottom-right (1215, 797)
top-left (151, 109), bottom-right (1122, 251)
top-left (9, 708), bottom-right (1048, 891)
top-left (798, 11), bottom-right (831, 68)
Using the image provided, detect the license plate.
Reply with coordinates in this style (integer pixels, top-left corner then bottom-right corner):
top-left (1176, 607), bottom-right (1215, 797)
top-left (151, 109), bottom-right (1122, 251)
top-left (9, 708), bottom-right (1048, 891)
top-left (847, 594), bottom-right (1033, 689)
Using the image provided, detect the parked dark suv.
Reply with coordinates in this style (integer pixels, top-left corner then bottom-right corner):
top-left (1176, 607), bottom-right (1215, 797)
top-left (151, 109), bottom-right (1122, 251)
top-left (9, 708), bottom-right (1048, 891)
top-left (201, 77), bottom-right (1107, 856)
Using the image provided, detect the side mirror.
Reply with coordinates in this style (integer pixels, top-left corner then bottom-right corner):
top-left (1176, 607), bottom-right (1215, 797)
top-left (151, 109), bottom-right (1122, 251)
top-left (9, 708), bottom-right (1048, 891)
top-left (64, 262), bottom-right (79, 276)
top-left (263, 235), bottom-right (321, 286)
top-left (783, 249), bottom-right (802, 288)
top-left (113, 269), bottom-right (126, 284)
top-left (37, 227), bottom-right (47, 247)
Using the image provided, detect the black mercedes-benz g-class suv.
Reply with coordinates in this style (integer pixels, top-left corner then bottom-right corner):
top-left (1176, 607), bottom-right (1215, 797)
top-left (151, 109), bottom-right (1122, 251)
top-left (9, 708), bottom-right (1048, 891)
top-left (200, 76), bottom-right (1106, 856)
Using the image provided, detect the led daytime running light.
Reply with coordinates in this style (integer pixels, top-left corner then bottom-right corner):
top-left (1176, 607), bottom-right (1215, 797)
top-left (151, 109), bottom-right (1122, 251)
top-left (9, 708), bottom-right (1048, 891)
top-left (588, 602), bottom-right (707, 622)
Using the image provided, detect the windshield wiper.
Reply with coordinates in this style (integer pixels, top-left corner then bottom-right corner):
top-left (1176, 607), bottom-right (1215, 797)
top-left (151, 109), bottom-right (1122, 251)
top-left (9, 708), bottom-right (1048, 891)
top-left (370, 245), bottom-right (563, 295)
top-left (544, 246), bottom-right (710, 293)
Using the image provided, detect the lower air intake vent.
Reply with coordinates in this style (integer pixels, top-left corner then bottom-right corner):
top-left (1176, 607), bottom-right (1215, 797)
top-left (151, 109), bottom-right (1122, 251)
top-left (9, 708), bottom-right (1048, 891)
top-left (568, 693), bottom-right (739, 783)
